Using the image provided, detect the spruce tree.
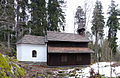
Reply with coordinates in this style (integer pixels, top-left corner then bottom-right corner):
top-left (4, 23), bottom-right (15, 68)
top-left (91, 1), bottom-right (105, 61)
top-left (15, 0), bottom-right (29, 41)
top-left (47, 0), bottom-right (65, 31)
top-left (29, 0), bottom-right (47, 36)
top-left (29, 0), bottom-right (65, 36)
top-left (0, 0), bottom-right (15, 48)
top-left (107, 0), bottom-right (120, 55)
top-left (0, 0), bottom-right (66, 47)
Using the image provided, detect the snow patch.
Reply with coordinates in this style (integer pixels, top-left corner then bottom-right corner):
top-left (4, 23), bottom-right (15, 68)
top-left (76, 62), bottom-right (120, 78)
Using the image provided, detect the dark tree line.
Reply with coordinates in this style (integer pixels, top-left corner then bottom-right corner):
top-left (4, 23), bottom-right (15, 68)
top-left (107, 0), bottom-right (120, 55)
top-left (0, 0), bottom-right (65, 50)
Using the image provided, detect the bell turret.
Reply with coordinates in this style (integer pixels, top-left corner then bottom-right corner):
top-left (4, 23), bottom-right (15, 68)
top-left (77, 27), bottom-right (85, 36)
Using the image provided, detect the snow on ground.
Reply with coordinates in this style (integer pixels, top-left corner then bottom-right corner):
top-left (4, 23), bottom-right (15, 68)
top-left (53, 62), bottom-right (120, 78)
top-left (76, 62), bottom-right (120, 78)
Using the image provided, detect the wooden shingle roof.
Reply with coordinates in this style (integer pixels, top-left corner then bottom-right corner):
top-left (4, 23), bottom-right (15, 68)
top-left (17, 31), bottom-right (91, 44)
top-left (17, 35), bottom-right (45, 45)
top-left (47, 31), bottom-right (90, 42)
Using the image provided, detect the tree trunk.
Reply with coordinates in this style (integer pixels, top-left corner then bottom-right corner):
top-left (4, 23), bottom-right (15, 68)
top-left (7, 25), bottom-right (10, 49)
top-left (95, 31), bottom-right (100, 74)
top-left (95, 31), bottom-right (98, 62)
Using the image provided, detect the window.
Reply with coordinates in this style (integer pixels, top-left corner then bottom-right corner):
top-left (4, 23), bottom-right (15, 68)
top-left (32, 50), bottom-right (37, 57)
top-left (77, 55), bottom-right (82, 62)
top-left (61, 55), bottom-right (67, 62)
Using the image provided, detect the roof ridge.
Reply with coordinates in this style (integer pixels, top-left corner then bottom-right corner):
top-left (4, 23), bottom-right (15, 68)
top-left (24, 34), bottom-right (44, 37)
top-left (17, 31), bottom-right (90, 44)
top-left (47, 31), bottom-right (78, 35)
top-left (47, 31), bottom-right (90, 42)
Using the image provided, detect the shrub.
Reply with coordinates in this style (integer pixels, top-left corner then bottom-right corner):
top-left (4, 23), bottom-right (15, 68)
top-left (0, 53), bottom-right (25, 78)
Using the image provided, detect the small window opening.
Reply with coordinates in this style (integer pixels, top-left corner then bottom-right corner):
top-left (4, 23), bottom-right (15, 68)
top-left (32, 50), bottom-right (37, 57)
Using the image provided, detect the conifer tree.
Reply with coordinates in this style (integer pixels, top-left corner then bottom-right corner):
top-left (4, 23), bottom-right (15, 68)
top-left (15, 0), bottom-right (29, 41)
top-left (107, 0), bottom-right (120, 55)
top-left (0, 0), bottom-right (66, 48)
top-left (29, 0), bottom-right (47, 36)
top-left (0, 0), bottom-right (15, 48)
top-left (47, 0), bottom-right (65, 31)
top-left (29, 0), bottom-right (65, 36)
top-left (91, 1), bottom-right (105, 61)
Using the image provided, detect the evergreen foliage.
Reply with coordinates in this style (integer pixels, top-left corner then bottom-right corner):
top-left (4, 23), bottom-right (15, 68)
top-left (15, 0), bottom-right (29, 40)
top-left (91, 1), bottom-right (105, 39)
top-left (28, 0), bottom-right (65, 36)
top-left (0, 0), bottom-right (65, 51)
top-left (107, 0), bottom-right (120, 55)
top-left (0, 0), bottom-right (15, 48)
top-left (91, 1), bottom-right (105, 62)
top-left (29, 0), bottom-right (47, 36)
top-left (48, 0), bottom-right (65, 31)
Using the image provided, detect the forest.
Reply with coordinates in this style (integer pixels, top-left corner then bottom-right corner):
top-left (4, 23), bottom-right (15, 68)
top-left (74, 0), bottom-right (120, 62)
top-left (0, 0), bottom-right (120, 78)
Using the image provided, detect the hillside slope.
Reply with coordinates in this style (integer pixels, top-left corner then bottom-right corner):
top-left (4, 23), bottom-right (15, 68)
top-left (0, 53), bottom-right (25, 78)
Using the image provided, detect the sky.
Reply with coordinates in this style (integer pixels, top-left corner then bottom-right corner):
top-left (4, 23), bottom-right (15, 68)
top-left (64, 0), bottom-right (120, 44)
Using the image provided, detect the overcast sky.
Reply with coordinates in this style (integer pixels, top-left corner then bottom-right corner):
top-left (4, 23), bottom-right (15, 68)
top-left (64, 0), bottom-right (120, 44)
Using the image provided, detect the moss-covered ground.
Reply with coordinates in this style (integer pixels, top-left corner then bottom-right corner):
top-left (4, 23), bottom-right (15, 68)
top-left (0, 53), bottom-right (25, 78)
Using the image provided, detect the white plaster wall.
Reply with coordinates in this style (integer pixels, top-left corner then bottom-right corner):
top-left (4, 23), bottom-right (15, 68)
top-left (17, 44), bottom-right (22, 61)
top-left (17, 44), bottom-right (47, 62)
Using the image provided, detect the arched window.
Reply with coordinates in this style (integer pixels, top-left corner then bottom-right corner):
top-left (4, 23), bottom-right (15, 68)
top-left (32, 50), bottom-right (37, 57)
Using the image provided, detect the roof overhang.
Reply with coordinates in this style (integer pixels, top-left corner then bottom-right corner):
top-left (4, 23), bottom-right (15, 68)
top-left (48, 47), bottom-right (94, 53)
top-left (48, 51), bottom-right (94, 53)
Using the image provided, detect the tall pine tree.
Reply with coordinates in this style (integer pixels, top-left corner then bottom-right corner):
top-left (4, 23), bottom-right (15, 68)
top-left (91, 1), bottom-right (105, 61)
top-left (29, 0), bottom-right (65, 36)
top-left (107, 0), bottom-right (120, 55)
top-left (29, 0), bottom-right (47, 36)
top-left (0, 0), bottom-right (66, 49)
top-left (0, 0), bottom-right (15, 48)
top-left (47, 0), bottom-right (65, 31)
top-left (15, 0), bottom-right (29, 41)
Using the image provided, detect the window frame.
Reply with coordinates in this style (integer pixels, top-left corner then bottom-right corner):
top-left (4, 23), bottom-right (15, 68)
top-left (32, 50), bottom-right (37, 58)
